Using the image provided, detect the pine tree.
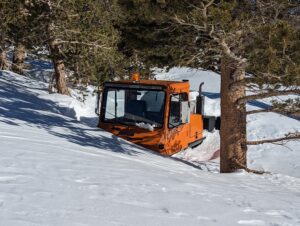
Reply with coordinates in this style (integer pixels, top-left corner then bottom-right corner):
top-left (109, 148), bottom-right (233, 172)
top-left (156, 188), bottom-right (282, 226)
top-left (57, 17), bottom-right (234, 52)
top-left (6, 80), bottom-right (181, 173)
top-left (173, 0), bottom-right (300, 173)
top-left (9, 1), bottom-right (29, 75)
top-left (0, 0), bottom-right (33, 75)
top-left (27, 0), bottom-right (122, 94)
top-left (0, 1), bottom-right (11, 70)
top-left (62, 0), bottom-right (125, 86)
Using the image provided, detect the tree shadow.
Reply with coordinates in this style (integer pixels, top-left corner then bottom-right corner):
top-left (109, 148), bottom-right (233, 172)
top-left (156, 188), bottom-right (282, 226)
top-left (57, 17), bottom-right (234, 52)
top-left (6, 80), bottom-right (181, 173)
top-left (203, 92), bottom-right (220, 99)
top-left (248, 100), bottom-right (270, 109)
top-left (248, 100), bottom-right (300, 121)
top-left (0, 77), bottom-right (140, 156)
top-left (26, 59), bottom-right (54, 83)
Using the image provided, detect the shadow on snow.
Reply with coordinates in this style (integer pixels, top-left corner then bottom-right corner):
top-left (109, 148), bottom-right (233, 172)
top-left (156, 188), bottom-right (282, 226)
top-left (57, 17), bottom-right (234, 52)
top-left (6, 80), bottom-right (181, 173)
top-left (0, 75), bottom-right (139, 156)
top-left (248, 100), bottom-right (299, 121)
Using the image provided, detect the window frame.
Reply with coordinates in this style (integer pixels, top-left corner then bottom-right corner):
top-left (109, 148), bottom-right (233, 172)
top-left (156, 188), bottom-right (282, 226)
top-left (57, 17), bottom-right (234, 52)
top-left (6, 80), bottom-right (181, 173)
top-left (100, 86), bottom-right (167, 128)
top-left (168, 92), bottom-right (189, 129)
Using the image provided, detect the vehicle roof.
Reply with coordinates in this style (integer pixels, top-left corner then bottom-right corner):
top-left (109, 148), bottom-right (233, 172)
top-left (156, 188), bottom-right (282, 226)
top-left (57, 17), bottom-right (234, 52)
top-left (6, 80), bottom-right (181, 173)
top-left (106, 79), bottom-right (187, 87)
top-left (104, 79), bottom-right (191, 93)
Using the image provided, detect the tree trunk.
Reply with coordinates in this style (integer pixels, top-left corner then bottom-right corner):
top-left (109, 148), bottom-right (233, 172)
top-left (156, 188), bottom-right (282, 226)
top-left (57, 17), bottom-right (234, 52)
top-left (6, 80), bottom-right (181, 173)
top-left (220, 55), bottom-right (247, 173)
top-left (0, 48), bottom-right (9, 70)
top-left (73, 60), bottom-right (80, 85)
top-left (47, 23), bottom-right (69, 95)
top-left (12, 43), bottom-right (26, 75)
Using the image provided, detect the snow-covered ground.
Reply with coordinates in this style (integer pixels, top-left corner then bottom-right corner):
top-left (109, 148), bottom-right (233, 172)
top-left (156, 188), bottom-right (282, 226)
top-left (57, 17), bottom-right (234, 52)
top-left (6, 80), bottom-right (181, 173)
top-left (0, 69), bottom-right (300, 226)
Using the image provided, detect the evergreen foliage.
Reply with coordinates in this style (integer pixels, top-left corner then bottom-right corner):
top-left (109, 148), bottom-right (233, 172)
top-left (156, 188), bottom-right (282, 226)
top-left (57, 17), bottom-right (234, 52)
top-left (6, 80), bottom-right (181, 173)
top-left (26, 0), bottom-right (124, 88)
top-left (117, 0), bottom-right (201, 75)
top-left (60, 0), bottom-right (125, 85)
top-left (247, 22), bottom-right (300, 87)
top-left (0, 0), bottom-right (125, 88)
top-left (0, 0), bottom-right (14, 70)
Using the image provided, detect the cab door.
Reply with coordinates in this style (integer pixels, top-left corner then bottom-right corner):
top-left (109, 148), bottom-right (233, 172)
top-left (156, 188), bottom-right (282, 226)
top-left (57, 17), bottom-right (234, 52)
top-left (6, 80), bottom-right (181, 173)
top-left (164, 93), bottom-right (190, 155)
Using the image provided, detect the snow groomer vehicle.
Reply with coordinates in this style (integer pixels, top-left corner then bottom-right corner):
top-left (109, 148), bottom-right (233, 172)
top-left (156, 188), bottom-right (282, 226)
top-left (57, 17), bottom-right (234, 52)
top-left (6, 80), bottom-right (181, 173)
top-left (96, 73), bottom-right (219, 155)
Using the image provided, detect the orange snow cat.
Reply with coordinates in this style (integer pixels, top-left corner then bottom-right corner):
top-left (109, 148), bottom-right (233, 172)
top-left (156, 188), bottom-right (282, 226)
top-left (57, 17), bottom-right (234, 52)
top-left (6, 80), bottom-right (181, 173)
top-left (96, 73), bottom-right (219, 156)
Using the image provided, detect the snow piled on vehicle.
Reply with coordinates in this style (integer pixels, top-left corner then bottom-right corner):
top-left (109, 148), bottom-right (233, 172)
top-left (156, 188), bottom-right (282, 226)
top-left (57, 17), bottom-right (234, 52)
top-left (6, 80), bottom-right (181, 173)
top-left (135, 122), bottom-right (156, 131)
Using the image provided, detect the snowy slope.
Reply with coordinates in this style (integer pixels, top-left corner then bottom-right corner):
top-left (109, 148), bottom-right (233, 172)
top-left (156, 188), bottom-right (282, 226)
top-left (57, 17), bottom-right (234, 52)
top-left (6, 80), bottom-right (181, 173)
top-left (0, 71), bottom-right (300, 226)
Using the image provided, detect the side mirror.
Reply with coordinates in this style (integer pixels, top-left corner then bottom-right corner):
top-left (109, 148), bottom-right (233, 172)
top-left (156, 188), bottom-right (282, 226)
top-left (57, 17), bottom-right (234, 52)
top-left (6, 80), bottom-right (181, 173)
top-left (180, 101), bottom-right (190, 124)
top-left (95, 91), bottom-right (101, 116)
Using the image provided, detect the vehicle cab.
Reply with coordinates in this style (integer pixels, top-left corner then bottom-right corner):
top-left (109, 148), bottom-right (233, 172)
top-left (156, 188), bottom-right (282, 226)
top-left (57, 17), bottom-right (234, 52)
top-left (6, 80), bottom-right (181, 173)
top-left (96, 74), bottom-right (204, 155)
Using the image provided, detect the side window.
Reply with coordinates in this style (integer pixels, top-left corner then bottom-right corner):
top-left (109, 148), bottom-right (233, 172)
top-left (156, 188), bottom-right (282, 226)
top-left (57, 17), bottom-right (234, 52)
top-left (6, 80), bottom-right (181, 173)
top-left (168, 93), bottom-right (188, 128)
top-left (105, 90), bottom-right (115, 119)
top-left (105, 89), bottom-right (125, 120)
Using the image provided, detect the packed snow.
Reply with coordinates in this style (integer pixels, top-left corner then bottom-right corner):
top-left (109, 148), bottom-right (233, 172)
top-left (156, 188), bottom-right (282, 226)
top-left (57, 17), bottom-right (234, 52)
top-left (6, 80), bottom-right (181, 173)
top-left (0, 69), bottom-right (300, 226)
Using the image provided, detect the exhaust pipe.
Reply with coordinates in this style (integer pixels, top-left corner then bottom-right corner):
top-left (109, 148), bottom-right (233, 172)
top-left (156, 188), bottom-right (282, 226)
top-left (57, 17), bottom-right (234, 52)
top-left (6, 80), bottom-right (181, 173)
top-left (196, 82), bottom-right (205, 115)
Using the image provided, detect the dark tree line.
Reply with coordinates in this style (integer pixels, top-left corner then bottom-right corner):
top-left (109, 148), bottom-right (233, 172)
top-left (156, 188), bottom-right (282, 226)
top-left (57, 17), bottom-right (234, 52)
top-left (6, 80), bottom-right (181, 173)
top-left (0, 0), bottom-right (299, 173)
top-left (0, 0), bottom-right (124, 94)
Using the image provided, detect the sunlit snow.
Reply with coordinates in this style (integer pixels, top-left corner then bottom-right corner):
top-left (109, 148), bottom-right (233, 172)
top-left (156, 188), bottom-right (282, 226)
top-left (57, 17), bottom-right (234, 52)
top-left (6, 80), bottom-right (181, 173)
top-left (0, 69), bottom-right (299, 226)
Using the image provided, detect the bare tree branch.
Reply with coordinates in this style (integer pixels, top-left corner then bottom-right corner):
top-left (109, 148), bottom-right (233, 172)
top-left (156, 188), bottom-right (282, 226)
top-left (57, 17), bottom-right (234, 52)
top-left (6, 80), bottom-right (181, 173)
top-left (247, 108), bottom-right (300, 116)
top-left (173, 10), bottom-right (246, 64)
top-left (219, 38), bottom-right (247, 64)
top-left (237, 89), bottom-right (300, 105)
top-left (247, 132), bottom-right (300, 145)
top-left (173, 14), bottom-right (206, 31)
top-left (56, 40), bottom-right (111, 50)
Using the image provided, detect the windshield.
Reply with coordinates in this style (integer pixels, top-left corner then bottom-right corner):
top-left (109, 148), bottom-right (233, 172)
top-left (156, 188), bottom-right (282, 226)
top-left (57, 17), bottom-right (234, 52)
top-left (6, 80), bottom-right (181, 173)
top-left (103, 87), bottom-right (165, 128)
